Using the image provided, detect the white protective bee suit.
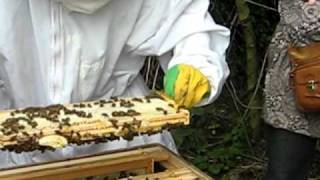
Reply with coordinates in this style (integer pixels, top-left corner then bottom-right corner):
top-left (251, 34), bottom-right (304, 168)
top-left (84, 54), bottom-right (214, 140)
top-left (0, 0), bottom-right (230, 168)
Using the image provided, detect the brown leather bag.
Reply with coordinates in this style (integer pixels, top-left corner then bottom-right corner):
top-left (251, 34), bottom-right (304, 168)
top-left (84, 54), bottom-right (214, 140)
top-left (288, 42), bottom-right (320, 112)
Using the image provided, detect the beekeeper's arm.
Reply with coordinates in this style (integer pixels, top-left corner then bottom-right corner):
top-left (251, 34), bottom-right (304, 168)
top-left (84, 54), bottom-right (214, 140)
top-left (164, 29), bottom-right (230, 108)
top-left (162, 1), bottom-right (230, 108)
top-left (127, 0), bottom-right (230, 108)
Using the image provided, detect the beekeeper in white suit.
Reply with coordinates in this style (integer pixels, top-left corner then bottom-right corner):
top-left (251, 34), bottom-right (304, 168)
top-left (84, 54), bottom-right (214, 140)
top-left (0, 0), bottom-right (230, 168)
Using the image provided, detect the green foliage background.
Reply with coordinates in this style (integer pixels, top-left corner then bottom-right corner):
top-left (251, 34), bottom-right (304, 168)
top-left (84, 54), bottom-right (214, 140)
top-left (172, 0), bottom-right (280, 178)
top-left (141, 0), bottom-right (281, 179)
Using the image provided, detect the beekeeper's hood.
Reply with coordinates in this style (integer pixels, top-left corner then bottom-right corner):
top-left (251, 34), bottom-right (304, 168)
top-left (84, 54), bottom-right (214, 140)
top-left (58, 0), bottom-right (112, 14)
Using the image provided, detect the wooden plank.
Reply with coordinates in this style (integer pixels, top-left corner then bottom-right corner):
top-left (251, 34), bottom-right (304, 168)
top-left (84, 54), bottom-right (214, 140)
top-left (158, 160), bottom-right (179, 170)
top-left (0, 147), bottom-right (167, 180)
top-left (119, 168), bottom-right (200, 180)
top-left (0, 145), bottom-right (213, 180)
top-left (0, 146), bottom-right (168, 171)
top-left (0, 159), bottom-right (153, 180)
top-left (165, 153), bottom-right (213, 180)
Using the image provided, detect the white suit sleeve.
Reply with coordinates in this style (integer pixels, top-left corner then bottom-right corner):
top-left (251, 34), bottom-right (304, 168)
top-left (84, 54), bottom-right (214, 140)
top-left (168, 24), bottom-right (230, 106)
top-left (126, 0), bottom-right (230, 105)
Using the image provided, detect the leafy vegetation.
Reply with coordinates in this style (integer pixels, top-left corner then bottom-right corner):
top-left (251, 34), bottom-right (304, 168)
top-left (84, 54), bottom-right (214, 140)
top-left (170, 1), bottom-right (279, 178)
top-left (143, 0), bottom-right (320, 179)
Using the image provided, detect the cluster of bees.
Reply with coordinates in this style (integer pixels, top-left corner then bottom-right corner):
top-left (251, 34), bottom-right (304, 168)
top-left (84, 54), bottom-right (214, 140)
top-left (0, 94), bottom-right (184, 153)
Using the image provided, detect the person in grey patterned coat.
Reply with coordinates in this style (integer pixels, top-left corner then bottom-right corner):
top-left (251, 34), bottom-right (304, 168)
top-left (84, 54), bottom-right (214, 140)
top-left (263, 0), bottom-right (320, 179)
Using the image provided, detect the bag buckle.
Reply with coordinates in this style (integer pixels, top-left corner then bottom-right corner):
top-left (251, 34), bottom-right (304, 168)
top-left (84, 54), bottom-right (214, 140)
top-left (307, 80), bottom-right (317, 92)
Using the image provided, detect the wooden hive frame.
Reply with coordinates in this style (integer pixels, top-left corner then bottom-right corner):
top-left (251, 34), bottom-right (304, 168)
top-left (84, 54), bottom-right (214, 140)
top-left (0, 93), bottom-right (189, 152)
top-left (0, 144), bottom-right (213, 180)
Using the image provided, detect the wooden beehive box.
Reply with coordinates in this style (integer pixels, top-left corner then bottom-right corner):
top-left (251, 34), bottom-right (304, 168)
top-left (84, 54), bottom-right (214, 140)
top-left (0, 144), bottom-right (213, 180)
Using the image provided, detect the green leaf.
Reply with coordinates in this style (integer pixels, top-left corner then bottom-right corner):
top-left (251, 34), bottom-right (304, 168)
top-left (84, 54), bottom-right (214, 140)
top-left (236, 0), bottom-right (250, 21)
top-left (208, 123), bottom-right (221, 130)
top-left (191, 107), bottom-right (207, 116)
top-left (171, 128), bottom-right (195, 147)
top-left (208, 164), bottom-right (224, 175)
top-left (208, 147), bottom-right (227, 158)
top-left (193, 156), bottom-right (209, 170)
top-left (197, 162), bottom-right (209, 170)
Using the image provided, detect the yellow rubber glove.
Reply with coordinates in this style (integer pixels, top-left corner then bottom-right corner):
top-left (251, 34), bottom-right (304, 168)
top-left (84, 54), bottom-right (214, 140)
top-left (164, 64), bottom-right (210, 108)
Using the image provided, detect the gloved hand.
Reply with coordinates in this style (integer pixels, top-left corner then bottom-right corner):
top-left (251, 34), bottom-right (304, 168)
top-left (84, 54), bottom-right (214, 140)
top-left (164, 64), bottom-right (210, 108)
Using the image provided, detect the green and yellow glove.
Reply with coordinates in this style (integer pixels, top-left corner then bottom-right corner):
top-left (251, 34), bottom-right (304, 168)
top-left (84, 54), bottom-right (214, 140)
top-left (164, 64), bottom-right (210, 108)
